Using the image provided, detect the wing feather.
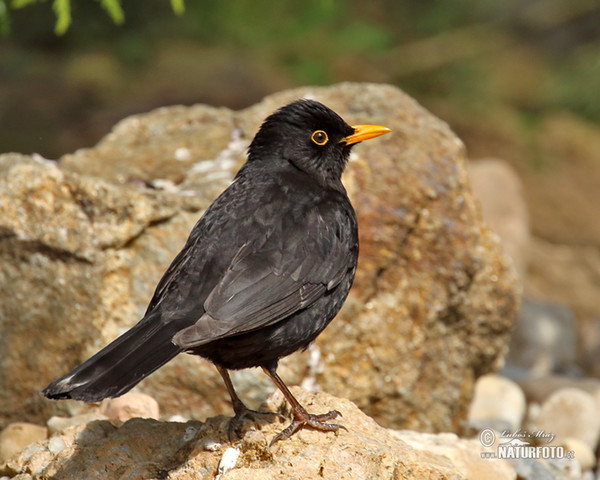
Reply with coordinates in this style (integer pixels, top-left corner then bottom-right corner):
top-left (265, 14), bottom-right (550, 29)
top-left (173, 206), bottom-right (355, 349)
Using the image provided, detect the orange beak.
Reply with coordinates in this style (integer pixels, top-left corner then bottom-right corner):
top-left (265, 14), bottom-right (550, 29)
top-left (342, 124), bottom-right (391, 145)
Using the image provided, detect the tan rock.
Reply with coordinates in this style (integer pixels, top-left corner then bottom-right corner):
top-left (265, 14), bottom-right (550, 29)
top-left (467, 374), bottom-right (526, 432)
top-left (528, 387), bottom-right (600, 451)
top-left (0, 422), bottom-right (47, 462)
top-left (562, 437), bottom-right (595, 472)
top-left (3, 388), bottom-right (516, 480)
top-left (1, 83), bottom-right (519, 434)
top-left (468, 158), bottom-right (529, 282)
top-left (98, 392), bottom-right (160, 421)
top-left (47, 413), bottom-right (108, 436)
top-left (394, 430), bottom-right (515, 480)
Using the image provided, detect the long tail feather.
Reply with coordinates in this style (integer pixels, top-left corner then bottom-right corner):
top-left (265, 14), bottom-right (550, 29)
top-left (41, 313), bottom-right (183, 402)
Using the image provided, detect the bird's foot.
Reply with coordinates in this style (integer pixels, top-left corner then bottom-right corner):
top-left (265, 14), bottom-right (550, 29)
top-left (269, 409), bottom-right (346, 447)
top-left (227, 406), bottom-right (284, 442)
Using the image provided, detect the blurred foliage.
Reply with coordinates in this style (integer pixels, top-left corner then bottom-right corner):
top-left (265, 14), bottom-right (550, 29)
top-left (0, 0), bottom-right (182, 34)
top-left (0, 0), bottom-right (599, 159)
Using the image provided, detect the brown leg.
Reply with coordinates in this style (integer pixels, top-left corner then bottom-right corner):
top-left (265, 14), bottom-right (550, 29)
top-left (262, 364), bottom-right (345, 446)
top-left (216, 365), bottom-right (283, 441)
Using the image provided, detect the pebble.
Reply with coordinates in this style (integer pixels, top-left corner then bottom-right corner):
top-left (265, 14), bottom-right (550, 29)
top-left (47, 412), bottom-right (108, 436)
top-left (98, 392), bottom-right (160, 421)
top-left (468, 374), bottom-right (526, 432)
top-left (0, 422), bottom-right (47, 462)
top-left (562, 437), bottom-right (595, 472)
top-left (215, 447), bottom-right (240, 480)
top-left (47, 436), bottom-right (67, 455)
top-left (529, 387), bottom-right (600, 450)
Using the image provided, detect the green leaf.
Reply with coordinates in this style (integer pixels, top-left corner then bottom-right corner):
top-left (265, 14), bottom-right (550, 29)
top-left (99, 0), bottom-right (124, 25)
top-left (0, 0), bottom-right (9, 35)
top-left (11, 0), bottom-right (38, 9)
top-left (170, 0), bottom-right (184, 15)
top-left (52, 0), bottom-right (71, 35)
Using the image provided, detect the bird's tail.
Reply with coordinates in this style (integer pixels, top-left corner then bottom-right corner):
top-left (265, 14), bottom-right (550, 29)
top-left (41, 313), bottom-right (183, 403)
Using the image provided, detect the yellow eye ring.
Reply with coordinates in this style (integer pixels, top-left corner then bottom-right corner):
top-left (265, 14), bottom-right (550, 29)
top-left (311, 130), bottom-right (328, 146)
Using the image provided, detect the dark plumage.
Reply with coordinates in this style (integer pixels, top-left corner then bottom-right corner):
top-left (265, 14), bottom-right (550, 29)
top-left (42, 99), bottom-right (390, 444)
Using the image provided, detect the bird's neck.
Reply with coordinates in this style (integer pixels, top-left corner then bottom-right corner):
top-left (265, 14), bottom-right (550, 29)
top-left (237, 158), bottom-right (347, 195)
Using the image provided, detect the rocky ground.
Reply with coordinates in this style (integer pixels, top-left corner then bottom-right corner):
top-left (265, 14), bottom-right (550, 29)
top-left (1, 388), bottom-right (519, 480)
top-left (0, 83), bottom-right (596, 479)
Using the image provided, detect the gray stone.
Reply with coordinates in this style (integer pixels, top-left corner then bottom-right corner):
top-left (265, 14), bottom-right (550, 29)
top-left (503, 298), bottom-right (578, 380)
top-left (518, 375), bottom-right (600, 405)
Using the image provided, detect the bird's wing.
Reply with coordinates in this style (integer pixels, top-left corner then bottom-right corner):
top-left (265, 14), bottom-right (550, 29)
top-left (173, 206), bottom-right (356, 349)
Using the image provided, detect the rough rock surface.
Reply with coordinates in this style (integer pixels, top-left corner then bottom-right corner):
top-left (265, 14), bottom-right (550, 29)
top-left (0, 388), bottom-right (517, 480)
top-left (0, 83), bottom-right (519, 433)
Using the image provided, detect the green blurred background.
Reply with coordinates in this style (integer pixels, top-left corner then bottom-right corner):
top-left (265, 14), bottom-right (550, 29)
top-left (2, 0), bottom-right (600, 366)
top-left (2, 0), bottom-right (599, 160)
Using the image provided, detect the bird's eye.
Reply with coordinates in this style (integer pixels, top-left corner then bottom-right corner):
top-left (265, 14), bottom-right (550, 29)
top-left (311, 130), bottom-right (328, 146)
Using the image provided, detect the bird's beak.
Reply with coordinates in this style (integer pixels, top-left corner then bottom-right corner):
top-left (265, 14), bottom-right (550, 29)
top-left (342, 124), bottom-right (391, 145)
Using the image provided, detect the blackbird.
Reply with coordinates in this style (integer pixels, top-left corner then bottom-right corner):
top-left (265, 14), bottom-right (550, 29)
top-left (42, 99), bottom-right (390, 444)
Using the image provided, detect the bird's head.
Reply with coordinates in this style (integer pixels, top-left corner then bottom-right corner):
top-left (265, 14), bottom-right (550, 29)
top-left (247, 99), bottom-right (390, 189)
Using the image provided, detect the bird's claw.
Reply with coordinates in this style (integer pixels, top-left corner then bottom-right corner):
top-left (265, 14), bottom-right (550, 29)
top-left (268, 409), bottom-right (346, 447)
top-left (227, 407), bottom-right (285, 442)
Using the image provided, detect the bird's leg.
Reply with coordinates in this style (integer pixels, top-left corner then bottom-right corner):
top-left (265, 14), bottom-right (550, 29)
top-left (262, 364), bottom-right (346, 447)
top-left (216, 365), bottom-right (283, 441)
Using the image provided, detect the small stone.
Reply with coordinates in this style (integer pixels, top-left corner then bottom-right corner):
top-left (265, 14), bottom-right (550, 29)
top-left (47, 436), bottom-right (67, 455)
top-left (174, 147), bottom-right (192, 161)
top-left (168, 415), bottom-right (188, 423)
top-left (562, 437), bottom-right (595, 472)
top-left (98, 392), bottom-right (159, 421)
top-left (47, 413), bottom-right (108, 436)
top-left (0, 422), bottom-right (47, 462)
top-left (202, 440), bottom-right (221, 452)
top-left (216, 447), bottom-right (240, 480)
top-left (529, 388), bottom-right (600, 450)
top-left (468, 374), bottom-right (526, 432)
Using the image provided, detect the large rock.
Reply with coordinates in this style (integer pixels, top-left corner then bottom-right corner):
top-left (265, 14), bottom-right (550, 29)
top-left (0, 388), bottom-right (517, 480)
top-left (0, 83), bottom-right (519, 433)
top-left (467, 158), bottom-right (529, 282)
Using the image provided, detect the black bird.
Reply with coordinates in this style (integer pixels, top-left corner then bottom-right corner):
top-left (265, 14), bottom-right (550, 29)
top-left (42, 99), bottom-right (390, 444)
